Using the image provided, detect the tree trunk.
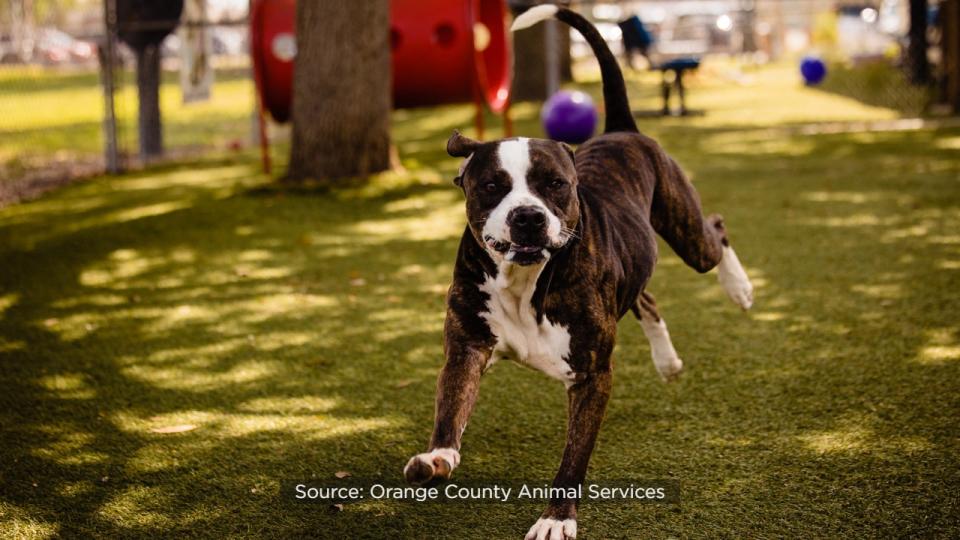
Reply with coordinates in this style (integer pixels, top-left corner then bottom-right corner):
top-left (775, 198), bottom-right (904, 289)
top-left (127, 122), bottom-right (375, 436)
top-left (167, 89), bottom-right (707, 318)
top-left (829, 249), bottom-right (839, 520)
top-left (943, 0), bottom-right (960, 111)
top-left (287, 0), bottom-right (391, 182)
top-left (509, 0), bottom-right (572, 102)
top-left (907, 0), bottom-right (931, 85)
top-left (136, 44), bottom-right (163, 161)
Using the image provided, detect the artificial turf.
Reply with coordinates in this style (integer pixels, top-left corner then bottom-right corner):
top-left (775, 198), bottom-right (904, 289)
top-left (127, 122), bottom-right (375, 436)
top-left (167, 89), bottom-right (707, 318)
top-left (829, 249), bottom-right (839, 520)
top-left (1, 64), bottom-right (959, 538)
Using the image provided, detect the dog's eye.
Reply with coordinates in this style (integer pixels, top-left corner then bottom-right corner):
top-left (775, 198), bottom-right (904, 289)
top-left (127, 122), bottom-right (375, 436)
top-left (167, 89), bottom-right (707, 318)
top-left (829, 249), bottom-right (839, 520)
top-left (549, 178), bottom-right (566, 189)
top-left (483, 181), bottom-right (499, 193)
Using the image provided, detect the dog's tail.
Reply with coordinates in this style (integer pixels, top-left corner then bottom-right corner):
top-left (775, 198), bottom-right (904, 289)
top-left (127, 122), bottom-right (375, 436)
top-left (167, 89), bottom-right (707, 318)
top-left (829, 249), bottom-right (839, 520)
top-left (511, 5), bottom-right (637, 134)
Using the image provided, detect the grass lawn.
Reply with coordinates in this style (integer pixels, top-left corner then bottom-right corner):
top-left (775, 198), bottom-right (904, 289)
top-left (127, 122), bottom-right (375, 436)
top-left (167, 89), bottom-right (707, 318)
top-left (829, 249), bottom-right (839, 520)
top-left (1, 64), bottom-right (959, 538)
top-left (0, 66), bottom-right (254, 178)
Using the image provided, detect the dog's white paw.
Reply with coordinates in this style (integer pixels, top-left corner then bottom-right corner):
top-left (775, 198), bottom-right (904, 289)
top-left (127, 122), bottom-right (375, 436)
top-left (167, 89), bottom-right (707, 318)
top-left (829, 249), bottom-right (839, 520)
top-left (654, 351), bottom-right (683, 382)
top-left (524, 517), bottom-right (577, 540)
top-left (717, 246), bottom-right (754, 310)
top-left (403, 448), bottom-right (459, 485)
top-left (640, 318), bottom-right (684, 382)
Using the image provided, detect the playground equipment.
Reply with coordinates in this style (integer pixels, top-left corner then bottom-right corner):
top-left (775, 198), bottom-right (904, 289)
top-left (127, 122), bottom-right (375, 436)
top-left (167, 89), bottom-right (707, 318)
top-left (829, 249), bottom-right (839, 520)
top-left (541, 90), bottom-right (597, 144)
top-left (250, 0), bottom-right (513, 172)
top-left (116, 0), bottom-right (185, 159)
top-left (800, 56), bottom-right (827, 86)
top-left (249, 0), bottom-right (295, 123)
top-left (619, 15), bottom-right (702, 117)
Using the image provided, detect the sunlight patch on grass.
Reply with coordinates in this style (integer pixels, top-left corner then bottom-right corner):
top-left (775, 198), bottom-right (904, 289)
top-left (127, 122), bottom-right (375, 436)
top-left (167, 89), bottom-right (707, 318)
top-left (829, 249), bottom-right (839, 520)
top-left (116, 165), bottom-right (254, 192)
top-left (30, 431), bottom-right (106, 466)
top-left (113, 409), bottom-right (403, 440)
top-left (56, 481), bottom-right (96, 499)
top-left (106, 200), bottom-right (194, 225)
top-left (38, 312), bottom-right (102, 341)
top-left (0, 292), bottom-right (18, 317)
top-left (350, 204), bottom-right (462, 242)
top-left (80, 252), bottom-right (159, 286)
top-left (0, 338), bottom-right (26, 353)
top-left (920, 345), bottom-right (960, 364)
top-left (120, 339), bottom-right (249, 367)
top-left (933, 136), bottom-right (960, 150)
top-left (96, 486), bottom-right (178, 529)
top-left (334, 168), bottom-right (446, 200)
top-left (798, 213), bottom-right (889, 227)
top-left (883, 224), bottom-right (931, 242)
top-left (851, 283), bottom-right (902, 300)
top-left (395, 106), bottom-right (476, 137)
top-left (0, 502), bottom-right (60, 540)
top-left (800, 191), bottom-right (885, 204)
top-left (37, 373), bottom-right (95, 400)
top-left (800, 426), bottom-right (931, 456)
top-left (237, 396), bottom-right (341, 414)
top-left (706, 132), bottom-right (817, 156)
top-left (926, 235), bottom-right (960, 245)
top-left (917, 329), bottom-right (960, 366)
top-left (801, 427), bottom-right (870, 453)
top-left (123, 359), bottom-right (280, 391)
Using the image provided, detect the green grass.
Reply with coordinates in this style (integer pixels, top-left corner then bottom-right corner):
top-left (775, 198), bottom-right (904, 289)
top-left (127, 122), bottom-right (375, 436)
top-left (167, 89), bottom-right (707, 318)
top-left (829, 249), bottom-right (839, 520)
top-left (818, 61), bottom-right (933, 116)
top-left (2, 64), bottom-right (960, 538)
top-left (0, 66), bottom-right (254, 177)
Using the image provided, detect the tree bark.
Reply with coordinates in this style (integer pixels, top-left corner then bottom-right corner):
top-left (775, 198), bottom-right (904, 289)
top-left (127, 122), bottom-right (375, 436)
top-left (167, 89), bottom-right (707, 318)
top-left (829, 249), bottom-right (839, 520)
top-left (135, 44), bottom-right (162, 161)
top-left (943, 0), bottom-right (960, 111)
top-left (509, 0), bottom-right (572, 102)
top-left (907, 0), bottom-right (931, 85)
top-left (287, 0), bottom-right (391, 182)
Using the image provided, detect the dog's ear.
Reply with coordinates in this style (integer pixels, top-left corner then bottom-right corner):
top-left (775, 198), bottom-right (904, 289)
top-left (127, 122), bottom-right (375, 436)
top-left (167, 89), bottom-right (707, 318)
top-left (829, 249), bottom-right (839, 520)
top-left (447, 130), bottom-right (480, 158)
top-left (453, 153), bottom-right (473, 188)
top-left (559, 142), bottom-right (576, 164)
top-left (448, 130), bottom-right (480, 188)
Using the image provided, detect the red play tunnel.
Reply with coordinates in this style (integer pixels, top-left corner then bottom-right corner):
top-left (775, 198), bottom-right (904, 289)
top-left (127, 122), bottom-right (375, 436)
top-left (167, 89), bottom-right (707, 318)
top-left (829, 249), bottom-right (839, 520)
top-left (250, 0), bottom-right (512, 123)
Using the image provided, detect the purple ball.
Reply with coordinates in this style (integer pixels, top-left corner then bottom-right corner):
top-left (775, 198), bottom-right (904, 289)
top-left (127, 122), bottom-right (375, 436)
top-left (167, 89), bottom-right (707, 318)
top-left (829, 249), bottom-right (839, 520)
top-left (800, 56), bottom-right (827, 85)
top-left (541, 90), bottom-right (598, 144)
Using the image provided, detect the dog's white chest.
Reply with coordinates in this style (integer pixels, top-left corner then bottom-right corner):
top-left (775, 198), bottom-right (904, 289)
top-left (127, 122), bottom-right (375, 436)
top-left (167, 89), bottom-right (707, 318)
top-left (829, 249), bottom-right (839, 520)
top-left (479, 265), bottom-right (575, 386)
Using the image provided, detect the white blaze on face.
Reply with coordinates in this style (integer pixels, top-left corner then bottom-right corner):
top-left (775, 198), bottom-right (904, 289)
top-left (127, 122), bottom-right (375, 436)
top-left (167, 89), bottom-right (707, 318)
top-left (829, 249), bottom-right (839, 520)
top-left (481, 138), bottom-right (563, 255)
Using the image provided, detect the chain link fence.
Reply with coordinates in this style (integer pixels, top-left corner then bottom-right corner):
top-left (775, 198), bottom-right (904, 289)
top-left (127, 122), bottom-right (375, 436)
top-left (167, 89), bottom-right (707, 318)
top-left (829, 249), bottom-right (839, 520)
top-left (0, 0), bottom-right (257, 204)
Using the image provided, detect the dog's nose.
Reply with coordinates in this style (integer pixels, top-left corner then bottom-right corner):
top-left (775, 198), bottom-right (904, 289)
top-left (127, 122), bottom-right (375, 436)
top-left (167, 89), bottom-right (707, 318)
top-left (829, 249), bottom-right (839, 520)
top-left (508, 206), bottom-right (547, 230)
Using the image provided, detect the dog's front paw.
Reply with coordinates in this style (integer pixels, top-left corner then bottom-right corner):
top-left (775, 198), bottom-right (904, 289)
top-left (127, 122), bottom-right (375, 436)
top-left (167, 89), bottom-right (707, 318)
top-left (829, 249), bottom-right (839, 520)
top-left (525, 517), bottom-right (577, 540)
top-left (717, 246), bottom-right (754, 311)
top-left (403, 448), bottom-right (459, 485)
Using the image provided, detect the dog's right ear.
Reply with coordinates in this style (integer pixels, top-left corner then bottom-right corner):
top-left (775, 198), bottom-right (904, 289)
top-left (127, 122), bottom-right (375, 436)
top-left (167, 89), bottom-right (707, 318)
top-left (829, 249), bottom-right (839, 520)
top-left (448, 130), bottom-right (480, 188)
top-left (447, 130), bottom-right (480, 158)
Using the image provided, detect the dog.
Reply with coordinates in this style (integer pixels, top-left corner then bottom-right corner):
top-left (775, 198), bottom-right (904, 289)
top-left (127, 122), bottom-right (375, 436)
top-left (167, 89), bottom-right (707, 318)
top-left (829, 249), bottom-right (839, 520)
top-left (403, 5), bottom-right (754, 539)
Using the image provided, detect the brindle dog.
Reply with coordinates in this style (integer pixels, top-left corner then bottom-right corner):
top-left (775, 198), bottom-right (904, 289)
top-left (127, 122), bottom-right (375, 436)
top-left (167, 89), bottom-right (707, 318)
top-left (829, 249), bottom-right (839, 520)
top-left (404, 6), bottom-right (754, 539)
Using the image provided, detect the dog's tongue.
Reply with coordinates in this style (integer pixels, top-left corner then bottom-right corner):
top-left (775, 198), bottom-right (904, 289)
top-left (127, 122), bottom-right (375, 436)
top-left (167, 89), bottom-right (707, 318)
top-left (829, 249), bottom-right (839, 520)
top-left (512, 245), bottom-right (541, 253)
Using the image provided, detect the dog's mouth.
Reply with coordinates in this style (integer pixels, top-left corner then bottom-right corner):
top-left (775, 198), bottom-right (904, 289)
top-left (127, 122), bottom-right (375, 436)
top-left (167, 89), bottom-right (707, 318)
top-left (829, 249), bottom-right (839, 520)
top-left (508, 245), bottom-right (547, 265)
top-left (484, 236), bottom-right (551, 265)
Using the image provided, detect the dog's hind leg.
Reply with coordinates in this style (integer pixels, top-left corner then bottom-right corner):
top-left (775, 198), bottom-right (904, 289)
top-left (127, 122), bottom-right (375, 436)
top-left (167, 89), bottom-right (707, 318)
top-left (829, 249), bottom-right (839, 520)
top-left (650, 156), bottom-right (753, 310)
top-left (631, 291), bottom-right (683, 382)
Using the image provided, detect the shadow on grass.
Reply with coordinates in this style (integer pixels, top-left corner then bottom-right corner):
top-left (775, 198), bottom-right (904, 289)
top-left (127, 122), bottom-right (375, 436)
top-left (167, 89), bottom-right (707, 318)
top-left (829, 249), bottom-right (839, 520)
top-left (0, 116), bottom-right (958, 538)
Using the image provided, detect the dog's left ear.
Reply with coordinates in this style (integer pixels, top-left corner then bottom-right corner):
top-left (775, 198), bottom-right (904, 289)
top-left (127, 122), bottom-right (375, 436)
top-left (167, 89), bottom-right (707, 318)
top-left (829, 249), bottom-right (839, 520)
top-left (559, 142), bottom-right (576, 164)
top-left (448, 130), bottom-right (480, 187)
top-left (447, 130), bottom-right (480, 158)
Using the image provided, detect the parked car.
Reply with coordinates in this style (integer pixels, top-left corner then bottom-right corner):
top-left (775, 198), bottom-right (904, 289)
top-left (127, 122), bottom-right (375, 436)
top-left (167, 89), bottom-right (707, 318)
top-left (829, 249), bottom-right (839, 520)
top-left (35, 28), bottom-right (95, 64)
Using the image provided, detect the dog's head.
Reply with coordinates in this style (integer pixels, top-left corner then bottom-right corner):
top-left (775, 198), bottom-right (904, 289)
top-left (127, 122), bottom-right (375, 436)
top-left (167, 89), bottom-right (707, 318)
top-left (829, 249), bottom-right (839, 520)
top-left (448, 130), bottom-right (579, 266)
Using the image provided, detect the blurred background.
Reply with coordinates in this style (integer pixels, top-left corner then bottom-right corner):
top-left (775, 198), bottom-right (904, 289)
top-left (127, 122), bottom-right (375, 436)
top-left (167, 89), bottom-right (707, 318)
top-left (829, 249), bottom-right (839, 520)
top-left (0, 0), bottom-right (955, 200)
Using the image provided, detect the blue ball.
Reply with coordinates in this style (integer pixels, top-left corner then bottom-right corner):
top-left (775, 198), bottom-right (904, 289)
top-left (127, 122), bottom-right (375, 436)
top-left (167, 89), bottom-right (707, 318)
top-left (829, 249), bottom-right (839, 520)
top-left (541, 90), bottom-right (598, 144)
top-left (800, 56), bottom-right (827, 85)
